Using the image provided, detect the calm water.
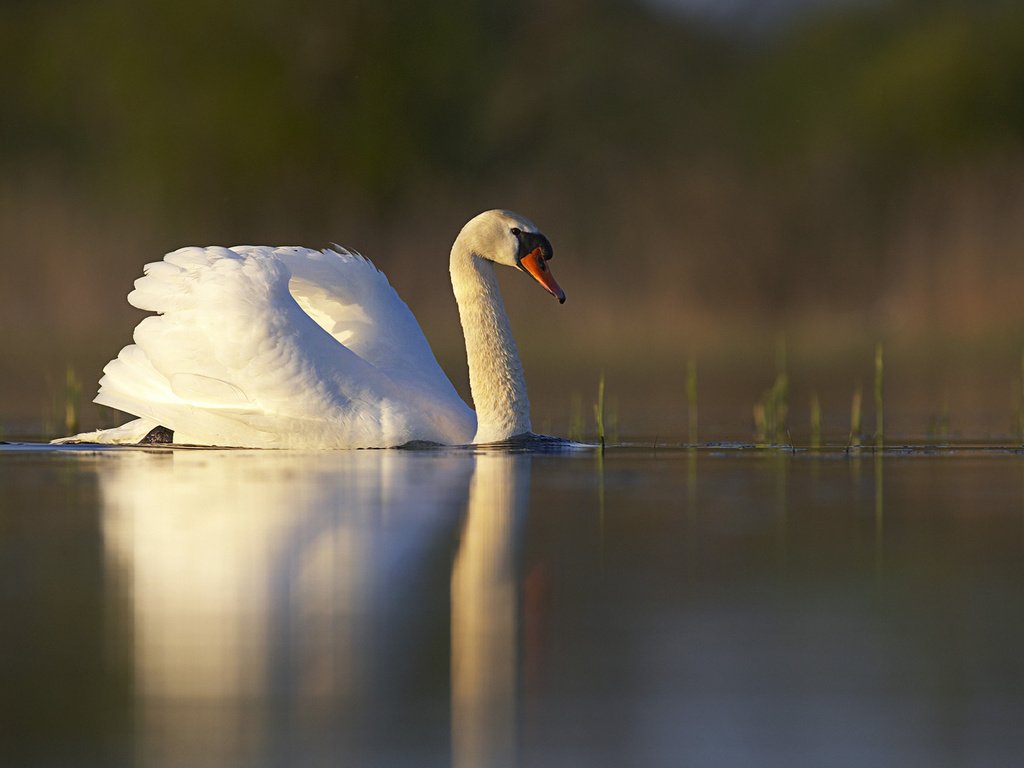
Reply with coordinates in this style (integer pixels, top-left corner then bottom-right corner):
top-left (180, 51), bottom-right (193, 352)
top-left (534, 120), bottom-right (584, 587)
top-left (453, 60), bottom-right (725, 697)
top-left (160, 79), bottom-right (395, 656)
top-left (2, 441), bottom-right (1023, 767)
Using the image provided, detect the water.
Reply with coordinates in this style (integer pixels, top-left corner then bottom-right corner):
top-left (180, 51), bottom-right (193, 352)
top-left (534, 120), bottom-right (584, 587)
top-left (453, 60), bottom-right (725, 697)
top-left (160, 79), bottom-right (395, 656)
top-left (2, 441), bottom-right (1024, 767)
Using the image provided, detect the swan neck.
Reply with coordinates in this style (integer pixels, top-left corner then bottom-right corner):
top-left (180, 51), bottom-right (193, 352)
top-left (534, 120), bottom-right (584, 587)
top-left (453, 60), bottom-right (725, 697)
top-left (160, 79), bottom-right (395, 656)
top-left (450, 249), bottom-right (531, 443)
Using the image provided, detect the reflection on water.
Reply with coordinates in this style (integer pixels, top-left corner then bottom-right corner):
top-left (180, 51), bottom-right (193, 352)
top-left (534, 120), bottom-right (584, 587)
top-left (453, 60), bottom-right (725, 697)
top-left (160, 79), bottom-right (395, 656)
top-left (452, 453), bottom-right (528, 768)
top-left (3, 444), bottom-right (1024, 767)
top-left (94, 447), bottom-right (528, 768)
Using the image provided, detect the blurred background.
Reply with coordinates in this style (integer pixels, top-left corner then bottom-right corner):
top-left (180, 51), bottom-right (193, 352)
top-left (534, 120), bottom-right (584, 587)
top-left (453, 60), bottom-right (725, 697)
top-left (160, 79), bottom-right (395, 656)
top-left (3, 0), bottom-right (1024, 440)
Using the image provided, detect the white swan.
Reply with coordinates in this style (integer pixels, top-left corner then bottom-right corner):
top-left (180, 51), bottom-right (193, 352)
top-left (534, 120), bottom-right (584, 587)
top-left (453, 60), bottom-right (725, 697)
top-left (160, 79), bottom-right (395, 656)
top-left (57, 209), bottom-right (565, 448)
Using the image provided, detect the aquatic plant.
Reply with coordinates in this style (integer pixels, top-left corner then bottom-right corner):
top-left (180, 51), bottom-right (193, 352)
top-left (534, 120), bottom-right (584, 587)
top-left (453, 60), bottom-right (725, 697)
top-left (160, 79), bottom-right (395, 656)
top-left (687, 352), bottom-right (698, 446)
top-left (874, 343), bottom-right (884, 449)
top-left (1018, 351), bottom-right (1024, 444)
top-left (849, 385), bottom-right (863, 449)
top-left (65, 365), bottom-right (82, 435)
top-left (594, 372), bottom-right (606, 452)
top-left (606, 393), bottom-right (619, 446)
top-left (928, 399), bottom-right (950, 443)
top-left (569, 392), bottom-right (584, 442)
top-left (809, 392), bottom-right (822, 450)
top-left (754, 337), bottom-right (789, 446)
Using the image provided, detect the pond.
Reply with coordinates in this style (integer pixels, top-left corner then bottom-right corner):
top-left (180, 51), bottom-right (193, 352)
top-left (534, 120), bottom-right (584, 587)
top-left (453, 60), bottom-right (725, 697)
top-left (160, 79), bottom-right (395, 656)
top-left (2, 441), bottom-right (1023, 767)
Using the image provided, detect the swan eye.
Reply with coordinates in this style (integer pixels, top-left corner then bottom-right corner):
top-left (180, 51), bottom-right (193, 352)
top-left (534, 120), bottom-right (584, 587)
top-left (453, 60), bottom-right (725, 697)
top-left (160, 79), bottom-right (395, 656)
top-left (510, 227), bottom-right (521, 236)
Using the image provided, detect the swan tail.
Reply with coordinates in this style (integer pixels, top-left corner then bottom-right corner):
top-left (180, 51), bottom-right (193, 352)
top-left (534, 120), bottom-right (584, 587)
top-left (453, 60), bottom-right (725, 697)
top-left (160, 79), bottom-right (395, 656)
top-left (51, 342), bottom-right (176, 444)
top-left (92, 341), bottom-right (279, 447)
top-left (83, 247), bottom-right (304, 446)
top-left (96, 344), bottom-right (177, 410)
top-left (52, 417), bottom-right (161, 445)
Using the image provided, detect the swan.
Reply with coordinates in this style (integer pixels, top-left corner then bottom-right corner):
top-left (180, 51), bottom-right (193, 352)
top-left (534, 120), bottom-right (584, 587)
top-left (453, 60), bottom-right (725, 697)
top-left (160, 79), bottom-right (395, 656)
top-left (56, 209), bottom-right (565, 448)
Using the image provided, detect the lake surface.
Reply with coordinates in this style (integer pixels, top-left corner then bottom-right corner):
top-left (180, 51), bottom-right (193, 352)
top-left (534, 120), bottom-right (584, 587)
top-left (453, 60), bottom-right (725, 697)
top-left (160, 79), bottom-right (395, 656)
top-left (2, 441), bottom-right (1023, 767)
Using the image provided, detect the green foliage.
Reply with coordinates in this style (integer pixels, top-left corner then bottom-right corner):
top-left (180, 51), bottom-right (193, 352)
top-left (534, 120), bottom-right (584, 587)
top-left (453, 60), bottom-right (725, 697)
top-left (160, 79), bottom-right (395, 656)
top-left (736, 1), bottom-right (1024, 171)
top-left (5, 0), bottom-right (1021, 227)
top-left (0, 0), bottom-right (705, 221)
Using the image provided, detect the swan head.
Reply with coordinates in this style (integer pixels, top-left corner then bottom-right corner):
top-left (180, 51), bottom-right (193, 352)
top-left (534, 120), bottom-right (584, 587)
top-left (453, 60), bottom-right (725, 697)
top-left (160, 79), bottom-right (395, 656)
top-left (459, 209), bottom-right (565, 304)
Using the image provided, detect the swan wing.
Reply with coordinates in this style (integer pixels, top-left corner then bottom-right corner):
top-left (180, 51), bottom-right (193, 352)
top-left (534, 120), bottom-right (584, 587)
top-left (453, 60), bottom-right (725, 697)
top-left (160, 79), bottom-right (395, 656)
top-left (90, 246), bottom-right (475, 448)
top-left (273, 246), bottom-right (461, 400)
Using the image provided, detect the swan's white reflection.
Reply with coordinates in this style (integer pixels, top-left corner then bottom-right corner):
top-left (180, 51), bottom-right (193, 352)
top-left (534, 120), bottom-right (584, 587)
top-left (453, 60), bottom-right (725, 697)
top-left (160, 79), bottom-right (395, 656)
top-left (95, 447), bottom-right (528, 767)
top-left (452, 452), bottom-right (529, 768)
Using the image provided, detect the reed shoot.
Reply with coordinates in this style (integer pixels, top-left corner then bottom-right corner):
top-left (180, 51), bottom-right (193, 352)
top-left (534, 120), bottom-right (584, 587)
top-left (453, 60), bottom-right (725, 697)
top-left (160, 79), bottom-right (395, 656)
top-left (687, 352), bottom-right (698, 445)
top-left (64, 365), bottom-right (81, 435)
top-left (849, 385), bottom-right (863, 449)
top-left (874, 342), bottom-right (884, 449)
top-left (928, 401), bottom-right (950, 443)
top-left (810, 392), bottom-right (821, 450)
top-left (755, 337), bottom-right (789, 446)
top-left (569, 392), bottom-right (584, 442)
top-left (1018, 350), bottom-right (1024, 444)
top-left (594, 372), bottom-right (606, 451)
top-left (606, 394), bottom-right (619, 446)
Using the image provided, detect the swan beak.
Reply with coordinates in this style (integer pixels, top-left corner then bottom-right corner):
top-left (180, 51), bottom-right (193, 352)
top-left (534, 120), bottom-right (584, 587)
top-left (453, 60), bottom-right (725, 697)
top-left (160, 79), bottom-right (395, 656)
top-left (520, 248), bottom-right (566, 304)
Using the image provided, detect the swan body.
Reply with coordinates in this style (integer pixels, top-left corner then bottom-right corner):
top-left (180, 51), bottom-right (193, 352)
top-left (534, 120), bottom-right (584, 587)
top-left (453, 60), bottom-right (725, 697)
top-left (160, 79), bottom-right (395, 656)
top-left (56, 210), bottom-right (564, 449)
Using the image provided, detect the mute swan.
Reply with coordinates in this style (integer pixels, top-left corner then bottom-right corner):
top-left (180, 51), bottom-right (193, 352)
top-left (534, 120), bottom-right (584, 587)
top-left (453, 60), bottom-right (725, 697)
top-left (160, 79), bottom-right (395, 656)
top-left (56, 209), bottom-right (565, 449)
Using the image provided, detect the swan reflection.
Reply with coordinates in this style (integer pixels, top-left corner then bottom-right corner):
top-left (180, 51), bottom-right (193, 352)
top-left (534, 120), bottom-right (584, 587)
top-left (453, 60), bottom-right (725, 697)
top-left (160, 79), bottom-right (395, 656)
top-left (452, 451), bottom-right (529, 768)
top-left (96, 447), bottom-right (530, 767)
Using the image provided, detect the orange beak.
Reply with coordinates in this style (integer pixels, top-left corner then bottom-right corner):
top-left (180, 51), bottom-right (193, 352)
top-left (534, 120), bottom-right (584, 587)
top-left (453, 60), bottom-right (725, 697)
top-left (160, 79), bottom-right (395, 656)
top-left (520, 247), bottom-right (566, 304)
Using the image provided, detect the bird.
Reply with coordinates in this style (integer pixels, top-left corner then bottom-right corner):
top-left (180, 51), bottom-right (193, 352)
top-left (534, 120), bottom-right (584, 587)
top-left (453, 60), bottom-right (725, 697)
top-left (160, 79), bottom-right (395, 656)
top-left (54, 209), bottom-right (566, 449)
